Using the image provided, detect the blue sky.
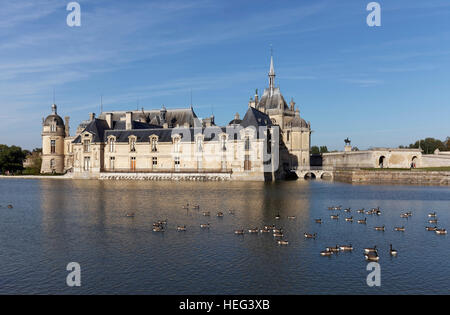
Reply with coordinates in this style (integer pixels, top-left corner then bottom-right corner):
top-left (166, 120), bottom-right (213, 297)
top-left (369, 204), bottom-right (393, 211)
top-left (1, 0), bottom-right (450, 150)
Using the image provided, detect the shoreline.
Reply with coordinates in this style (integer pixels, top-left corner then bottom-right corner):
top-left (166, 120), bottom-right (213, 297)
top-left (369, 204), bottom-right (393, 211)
top-left (0, 175), bottom-right (72, 180)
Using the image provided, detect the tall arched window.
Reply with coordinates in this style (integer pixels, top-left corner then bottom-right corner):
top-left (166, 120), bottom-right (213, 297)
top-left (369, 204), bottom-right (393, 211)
top-left (51, 140), bottom-right (56, 153)
top-left (245, 136), bottom-right (251, 151)
top-left (173, 136), bottom-right (181, 153)
top-left (109, 138), bottom-right (115, 153)
top-left (221, 135), bottom-right (227, 151)
top-left (196, 136), bottom-right (203, 153)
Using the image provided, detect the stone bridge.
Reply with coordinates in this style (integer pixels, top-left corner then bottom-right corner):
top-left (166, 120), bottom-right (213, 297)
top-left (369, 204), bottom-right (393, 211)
top-left (293, 167), bottom-right (334, 180)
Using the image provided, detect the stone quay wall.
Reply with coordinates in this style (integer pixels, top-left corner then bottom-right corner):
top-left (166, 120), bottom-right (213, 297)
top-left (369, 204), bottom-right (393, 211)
top-left (99, 172), bottom-right (232, 181)
top-left (333, 170), bottom-right (450, 186)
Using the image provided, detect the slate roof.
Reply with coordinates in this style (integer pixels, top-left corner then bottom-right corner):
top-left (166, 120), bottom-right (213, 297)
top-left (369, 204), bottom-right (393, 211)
top-left (73, 119), bottom-right (110, 143)
top-left (73, 107), bottom-right (273, 144)
top-left (240, 107), bottom-right (273, 128)
top-left (257, 87), bottom-right (289, 111)
top-left (43, 114), bottom-right (64, 127)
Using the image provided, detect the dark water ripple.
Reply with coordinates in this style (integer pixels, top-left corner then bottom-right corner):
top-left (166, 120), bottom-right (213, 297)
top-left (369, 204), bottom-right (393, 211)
top-left (0, 179), bottom-right (449, 294)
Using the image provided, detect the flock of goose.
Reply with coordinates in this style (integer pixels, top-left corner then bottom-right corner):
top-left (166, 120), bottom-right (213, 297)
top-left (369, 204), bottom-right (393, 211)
top-left (124, 202), bottom-right (447, 259)
top-left (316, 205), bottom-right (447, 261)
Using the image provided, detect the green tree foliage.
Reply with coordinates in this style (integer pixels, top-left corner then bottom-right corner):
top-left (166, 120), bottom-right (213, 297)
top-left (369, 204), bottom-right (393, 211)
top-left (311, 146), bottom-right (320, 155)
top-left (0, 144), bottom-right (26, 174)
top-left (408, 138), bottom-right (446, 154)
top-left (22, 149), bottom-right (42, 175)
top-left (319, 146), bottom-right (328, 154)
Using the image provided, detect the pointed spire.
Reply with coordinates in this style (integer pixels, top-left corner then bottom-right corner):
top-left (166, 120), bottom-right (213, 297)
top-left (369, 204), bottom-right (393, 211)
top-left (268, 46), bottom-right (276, 96)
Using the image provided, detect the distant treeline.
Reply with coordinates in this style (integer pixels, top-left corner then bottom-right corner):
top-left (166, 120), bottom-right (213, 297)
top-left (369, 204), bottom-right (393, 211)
top-left (0, 145), bottom-right (42, 175)
top-left (399, 137), bottom-right (450, 154)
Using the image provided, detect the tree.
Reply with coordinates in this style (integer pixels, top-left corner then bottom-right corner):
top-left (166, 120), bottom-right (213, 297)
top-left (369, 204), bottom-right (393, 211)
top-left (409, 138), bottom-right (446, 154)
top-left (311, 146), bottom-right (320, 155)
top-left (445, 137), bottom-right (450, 151)
top-left (0, 144), bottom-right (26, 174)
top-left (319, 146), bottom-right (328, 154)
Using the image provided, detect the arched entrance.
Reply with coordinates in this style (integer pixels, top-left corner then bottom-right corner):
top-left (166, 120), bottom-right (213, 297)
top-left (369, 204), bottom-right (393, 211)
top-left (304, 172), bottom-right (316, 180)
top-left (411, 156), bottom-right (418, 168)
top-left (378, 156), bottom-right (386, 168)
top-left (321, 172), bottom-right (333, 180)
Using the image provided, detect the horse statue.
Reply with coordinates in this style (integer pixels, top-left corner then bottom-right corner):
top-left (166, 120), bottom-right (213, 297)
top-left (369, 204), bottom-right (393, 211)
top-left (344, 138), bottom-right (351, 145)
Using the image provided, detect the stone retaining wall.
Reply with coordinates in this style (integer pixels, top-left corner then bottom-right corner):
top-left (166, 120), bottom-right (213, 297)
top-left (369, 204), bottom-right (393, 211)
top-left (334, 170), bottom-right (450, 186)
top-left (99, 172), bottom-right (232, 181)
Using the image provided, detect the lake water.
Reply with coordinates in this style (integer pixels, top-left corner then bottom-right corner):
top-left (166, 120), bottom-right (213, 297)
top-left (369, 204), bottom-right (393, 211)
top-left (0, 179), bottom-right (449, 294)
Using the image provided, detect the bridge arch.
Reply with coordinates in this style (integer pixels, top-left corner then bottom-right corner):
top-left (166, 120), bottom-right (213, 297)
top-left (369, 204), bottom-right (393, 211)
top-left (304, 172), bottom-right (316, 180)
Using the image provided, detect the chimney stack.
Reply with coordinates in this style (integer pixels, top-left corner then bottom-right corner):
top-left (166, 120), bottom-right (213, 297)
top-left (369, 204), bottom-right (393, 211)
top-left (126, 112), bottom-right (132, 130)
top-left (64, 116), bottom-right (70, 137)
top-left (106, 113), bottom-right (113, 129)
top-left (89, 113), bottom-right (96, 121)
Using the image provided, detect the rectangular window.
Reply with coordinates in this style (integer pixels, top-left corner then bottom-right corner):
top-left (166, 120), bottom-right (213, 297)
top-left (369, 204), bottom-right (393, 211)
top-left (84, 157), bottom-right (90, 171)
top-left (152, 157), bottom-right (157, 167)
top-left (130, 139), bottom-right (136, 152)
top-left (221, 136), bottom-right (227, 151)
top-left (287, 131), bottom-right (290, 142)
top-left (50, 140), bottom-right (56, 153)
top-left (83, 140), bottom-right (90, 153)
top-left (245, 137), bottom-right (250, 151)
top-left (130, 157), bottom-right (136, 171)
top-left (110, 157), bottom-right (115, 170)
top-left (196, 138), bottom-right (203, 153)
top-left (244, 155), bottom-right (251, 171)
top-left (151, 138), bottom-right (157, 152)
top-left (109, 139), bottom-right (115, 153)
top-left (174, 157), bottom-right (180, 170)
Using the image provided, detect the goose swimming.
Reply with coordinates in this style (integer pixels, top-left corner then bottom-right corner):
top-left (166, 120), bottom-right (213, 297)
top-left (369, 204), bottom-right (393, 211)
top-left (389, 244), bottom-right (398, 256)
top-left (435, 228), bottom-right (447, 235)
top-left (304, 233), bottom-right (317, 239)
top-left (340, 244), bottom-right (353, 251)
top-left (320, 250), bottom-right (333, 256)
top-left (364, 246), bottom-right (377, 254)
top-left (365, 252), bottom-right (379, 261)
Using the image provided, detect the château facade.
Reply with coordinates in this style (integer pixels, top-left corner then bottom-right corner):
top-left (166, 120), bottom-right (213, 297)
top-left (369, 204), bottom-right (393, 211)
top-left (41, 56), bottom-right (311, 181)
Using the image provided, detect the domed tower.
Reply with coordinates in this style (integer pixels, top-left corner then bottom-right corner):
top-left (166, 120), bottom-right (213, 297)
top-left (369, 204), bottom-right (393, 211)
top-left (41, 104), bottom-right (66, 174)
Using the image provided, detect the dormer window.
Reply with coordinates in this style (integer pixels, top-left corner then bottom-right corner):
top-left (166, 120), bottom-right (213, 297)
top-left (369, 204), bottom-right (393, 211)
top-left (50, 122), bottom-right (56, 132)
top-left (129, 137), bottom-right (136, 152)
top-left (151, 136), bottom-right (158, 152)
